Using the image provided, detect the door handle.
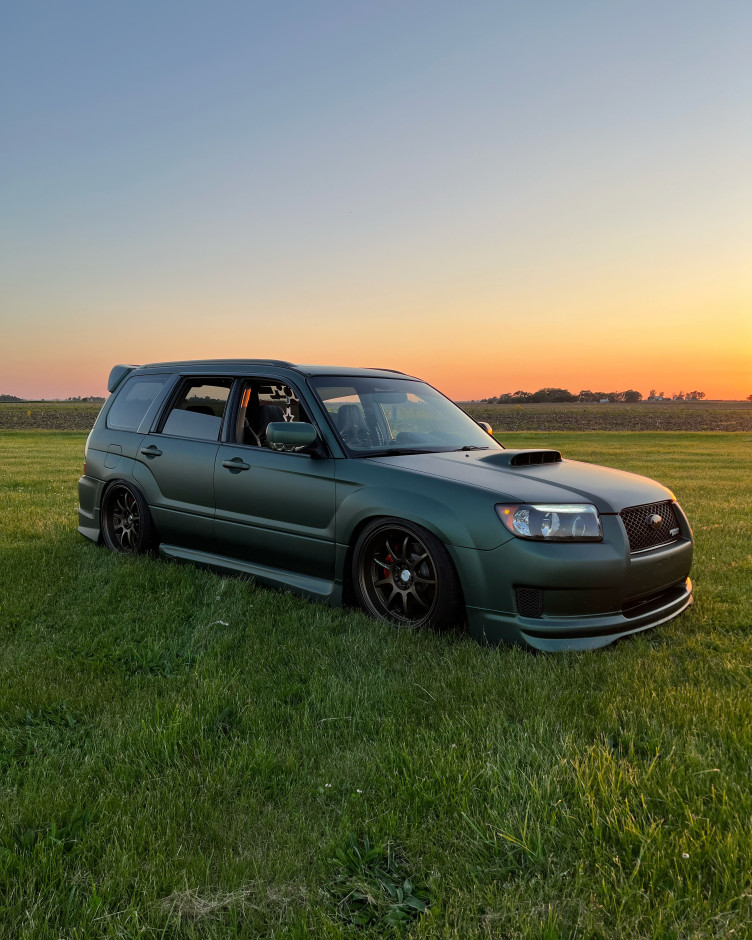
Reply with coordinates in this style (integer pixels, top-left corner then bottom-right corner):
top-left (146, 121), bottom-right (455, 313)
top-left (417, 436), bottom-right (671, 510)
top-left (222, 457), bottom-right (250, 471)
top-left (140, 445), bottom-right (162, 457)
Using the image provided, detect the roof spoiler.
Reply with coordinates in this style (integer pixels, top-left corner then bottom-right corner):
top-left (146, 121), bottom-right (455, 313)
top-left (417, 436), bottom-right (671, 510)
top-left (107, 364), bottom-right (139, 393)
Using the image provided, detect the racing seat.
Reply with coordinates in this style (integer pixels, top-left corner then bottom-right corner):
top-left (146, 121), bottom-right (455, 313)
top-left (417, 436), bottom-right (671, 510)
top-left (337, 403), bottom-right (371, 446)
top-left (252, 403), bottom-right (285, 445)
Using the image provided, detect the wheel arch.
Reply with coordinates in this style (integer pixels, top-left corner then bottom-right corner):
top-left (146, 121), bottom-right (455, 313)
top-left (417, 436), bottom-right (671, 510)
top-left (339, 511), bottom-right (467, 614)
top-left (100, 475), bottom-right (149, 505)
top-left (100, 477), bottom-right (160, 552)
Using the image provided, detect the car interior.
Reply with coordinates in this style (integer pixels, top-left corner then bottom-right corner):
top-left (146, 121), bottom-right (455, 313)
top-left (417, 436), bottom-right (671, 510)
top-left (235, 381), bottom-right (312, 447)
top-left (161, 380), bottom-right (233, 441)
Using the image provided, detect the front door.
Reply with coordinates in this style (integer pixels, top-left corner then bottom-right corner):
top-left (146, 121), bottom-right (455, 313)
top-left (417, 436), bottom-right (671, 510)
top-left (213, 378), bottom-right (336, 579)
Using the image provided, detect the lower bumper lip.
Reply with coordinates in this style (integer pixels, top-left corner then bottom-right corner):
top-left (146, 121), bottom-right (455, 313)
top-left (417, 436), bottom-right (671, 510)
top-left (466, 578), bottom-right (693, 651)
top-left (520, 577), bottom-right (692, 641)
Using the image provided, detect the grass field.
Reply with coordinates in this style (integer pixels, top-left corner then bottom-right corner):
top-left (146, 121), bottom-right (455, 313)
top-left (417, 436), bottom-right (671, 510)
top-left (1, 430), bottom-right (750, 938)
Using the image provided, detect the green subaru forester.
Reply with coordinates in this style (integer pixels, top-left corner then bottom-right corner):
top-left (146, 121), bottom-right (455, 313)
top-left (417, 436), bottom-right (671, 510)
top-left (78, 360), bottom-right (693, 650)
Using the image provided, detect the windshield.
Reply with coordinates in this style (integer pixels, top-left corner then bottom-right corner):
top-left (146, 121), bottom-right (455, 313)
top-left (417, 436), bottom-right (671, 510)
top-left (309, 376), bottom-right (502, 456)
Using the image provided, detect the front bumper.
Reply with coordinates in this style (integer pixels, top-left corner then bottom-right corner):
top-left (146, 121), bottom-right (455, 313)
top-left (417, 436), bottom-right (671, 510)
top-left (466, 577), bottom-right (693, 651)
top-left (454, 511), bottom-right (694, 651)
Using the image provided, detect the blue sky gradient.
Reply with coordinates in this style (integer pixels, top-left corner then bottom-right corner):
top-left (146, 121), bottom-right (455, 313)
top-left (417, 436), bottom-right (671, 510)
top-left (2, 1), bottom-right (750, 398)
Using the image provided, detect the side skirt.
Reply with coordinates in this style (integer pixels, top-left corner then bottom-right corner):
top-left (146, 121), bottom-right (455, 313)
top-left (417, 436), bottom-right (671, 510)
top-left (158, 543), bottom-right (342, 605)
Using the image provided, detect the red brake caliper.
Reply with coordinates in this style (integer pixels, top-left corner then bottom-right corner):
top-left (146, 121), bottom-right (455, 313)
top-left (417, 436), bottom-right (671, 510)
top-left (384, 554), bottom-right (393, 578)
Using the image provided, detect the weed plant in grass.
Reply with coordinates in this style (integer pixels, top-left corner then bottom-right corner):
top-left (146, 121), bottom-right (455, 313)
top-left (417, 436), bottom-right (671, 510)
top-left (0, 430), bottom-right (750, 938)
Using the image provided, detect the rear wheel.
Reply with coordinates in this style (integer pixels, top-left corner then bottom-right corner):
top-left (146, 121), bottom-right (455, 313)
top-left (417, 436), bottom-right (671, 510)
top-left (352, 518), bottom-right (462, 630)
top-left (101, 482), bottom-right (156, 554)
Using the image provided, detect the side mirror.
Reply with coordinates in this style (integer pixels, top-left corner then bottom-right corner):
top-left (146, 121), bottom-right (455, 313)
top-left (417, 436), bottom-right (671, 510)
top-left (477, 421), bottom-right (494, 435)
top-left (265, 421), bottom-right (319, 452)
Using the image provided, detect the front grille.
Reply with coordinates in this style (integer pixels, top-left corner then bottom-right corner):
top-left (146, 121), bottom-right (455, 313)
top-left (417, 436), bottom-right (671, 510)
top-left (515, 587), bottom-right (544, 618)
top-left (620, 501), bottom-right (680, 553)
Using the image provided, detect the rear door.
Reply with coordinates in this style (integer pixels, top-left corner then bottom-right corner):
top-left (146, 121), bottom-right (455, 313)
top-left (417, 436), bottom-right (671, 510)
top-left (133, 377), bottom-right (234, 549)
top-left (213, 377), bottom-right (336, 579)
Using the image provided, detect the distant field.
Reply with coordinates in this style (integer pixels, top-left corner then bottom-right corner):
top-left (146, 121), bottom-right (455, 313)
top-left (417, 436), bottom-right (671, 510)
top-left (0, 402), bottom-right (102, 431)
top-left (461, 400), bottom-right (752, 432)
top-left (3, 399), bottom-right (751, 433)
top-left (0, 430), bottom-right (750, 937)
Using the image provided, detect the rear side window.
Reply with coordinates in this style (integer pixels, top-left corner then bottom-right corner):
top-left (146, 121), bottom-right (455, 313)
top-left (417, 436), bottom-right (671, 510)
top-left (160, 379), bottom-right (233, 441)
top-left (106, 376), bottom-right (169, 431)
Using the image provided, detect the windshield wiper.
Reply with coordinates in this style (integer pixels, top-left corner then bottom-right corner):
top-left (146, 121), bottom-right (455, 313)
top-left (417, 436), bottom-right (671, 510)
top-left (455, 445), bottom-right (491, 451)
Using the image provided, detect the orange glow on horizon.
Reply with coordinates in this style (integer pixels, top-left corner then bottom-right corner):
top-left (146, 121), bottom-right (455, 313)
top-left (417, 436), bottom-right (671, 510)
top-left (2, 257), bottom-right (749, 401)
top-left (2, 325), bottom-right (749, 402)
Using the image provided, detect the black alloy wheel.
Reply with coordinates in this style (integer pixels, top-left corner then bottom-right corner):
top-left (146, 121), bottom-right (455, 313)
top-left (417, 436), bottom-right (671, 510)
top-left (101, 482), bottom-right (156, 554)
top-left (352, 518), bottom-right (462, 630)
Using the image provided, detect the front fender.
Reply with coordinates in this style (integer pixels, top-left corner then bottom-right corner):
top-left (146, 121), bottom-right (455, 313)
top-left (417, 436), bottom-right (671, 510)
top-left (334, 466), bottom-right (513, 552)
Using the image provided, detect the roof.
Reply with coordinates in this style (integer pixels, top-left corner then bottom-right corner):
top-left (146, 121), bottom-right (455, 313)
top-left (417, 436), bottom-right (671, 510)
top-left (136, 360), bottom-right (419, 380)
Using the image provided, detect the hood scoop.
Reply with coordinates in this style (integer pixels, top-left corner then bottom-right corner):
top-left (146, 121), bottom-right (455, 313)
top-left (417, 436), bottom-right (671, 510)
top-left (479, 449), bottom-right (563, 468)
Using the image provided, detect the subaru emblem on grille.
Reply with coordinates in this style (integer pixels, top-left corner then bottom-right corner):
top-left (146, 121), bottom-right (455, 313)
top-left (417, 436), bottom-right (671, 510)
top-left (647, 513), bottom-right (662, 529)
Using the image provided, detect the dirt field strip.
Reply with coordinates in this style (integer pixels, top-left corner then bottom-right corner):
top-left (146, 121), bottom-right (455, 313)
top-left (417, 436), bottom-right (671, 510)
top-left (461, 400), bottom-right (752, 432)
top-left (3, 399), bottom-right (751, 432)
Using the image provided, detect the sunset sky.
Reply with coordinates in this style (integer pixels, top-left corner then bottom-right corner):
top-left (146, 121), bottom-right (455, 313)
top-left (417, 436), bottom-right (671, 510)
top-left (1, 1), bottom-right (750, 400)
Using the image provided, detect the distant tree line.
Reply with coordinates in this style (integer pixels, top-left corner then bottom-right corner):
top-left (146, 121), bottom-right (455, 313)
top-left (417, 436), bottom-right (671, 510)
top-left (481, 388), bottom-right (708, 404)
top-left (647, 390), bottom-right (706, 401)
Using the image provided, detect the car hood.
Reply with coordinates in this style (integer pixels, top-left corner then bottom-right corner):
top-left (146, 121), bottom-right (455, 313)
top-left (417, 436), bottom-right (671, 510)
top-left (370, 449), bottom-right (674, 513)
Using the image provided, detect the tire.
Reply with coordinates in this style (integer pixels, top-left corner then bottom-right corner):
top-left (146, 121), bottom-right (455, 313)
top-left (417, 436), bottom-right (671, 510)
top-left (101, 481), bottom-right (157, 555)
top-left (351, 518), bottom-right (463, 631)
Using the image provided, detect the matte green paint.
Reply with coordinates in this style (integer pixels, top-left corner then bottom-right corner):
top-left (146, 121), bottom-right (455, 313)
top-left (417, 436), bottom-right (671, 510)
top-left (372, 449), bottom-right (678, 515)
top-left (79, 360), bottom-right (694, 651)
top-left (133, 435), bottom-right (218, 549)
top-left (213, 444), bottom-right (336, 579)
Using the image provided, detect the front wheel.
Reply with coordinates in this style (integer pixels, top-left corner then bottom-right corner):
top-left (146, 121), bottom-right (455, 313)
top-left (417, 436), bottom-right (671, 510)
top-left (351, 518), bottom-right (463, 631)
top-left (101, 482), bottom-right (156, 554)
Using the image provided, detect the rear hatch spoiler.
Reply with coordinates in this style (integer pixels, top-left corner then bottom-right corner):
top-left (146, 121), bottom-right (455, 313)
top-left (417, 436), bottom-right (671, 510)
top-left (107, 364), bottom-right (140, 393)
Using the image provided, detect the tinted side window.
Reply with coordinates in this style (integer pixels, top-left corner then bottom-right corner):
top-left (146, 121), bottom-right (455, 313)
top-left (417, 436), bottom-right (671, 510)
top-left (161, 380), bottom-right (232, 441)
top-left (106, 376), bottom-right (169, 431)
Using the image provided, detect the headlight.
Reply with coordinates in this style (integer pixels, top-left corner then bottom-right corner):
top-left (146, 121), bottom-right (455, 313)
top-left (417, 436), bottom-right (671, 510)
top-left (496, 503), bottom-right (602, 541)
